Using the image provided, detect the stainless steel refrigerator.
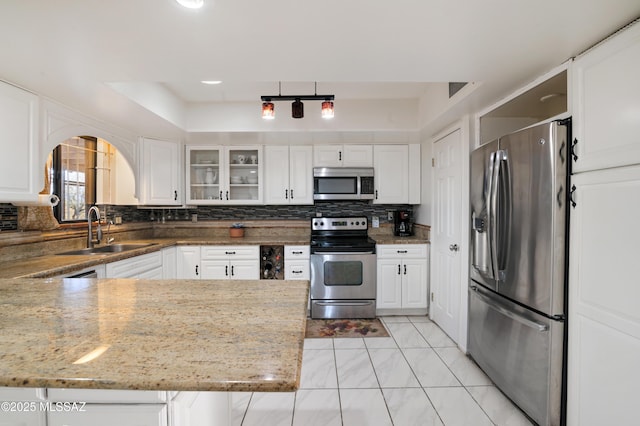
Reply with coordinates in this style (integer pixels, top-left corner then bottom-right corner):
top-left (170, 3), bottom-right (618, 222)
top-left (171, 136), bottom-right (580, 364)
top-left (468, 120), bottom-right (570, 426)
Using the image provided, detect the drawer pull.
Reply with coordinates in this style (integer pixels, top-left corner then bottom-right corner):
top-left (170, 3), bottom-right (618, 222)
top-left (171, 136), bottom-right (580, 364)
top-left (225, 251), bottom-right (236, 255)
top-left (397, 250), bottom-right (408, 254)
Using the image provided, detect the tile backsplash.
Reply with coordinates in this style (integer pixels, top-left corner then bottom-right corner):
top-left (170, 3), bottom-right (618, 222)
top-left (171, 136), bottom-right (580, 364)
top-left (1, 202), bottom-right (413, 231)
top-left (0, 204), bottom-right (18, 231)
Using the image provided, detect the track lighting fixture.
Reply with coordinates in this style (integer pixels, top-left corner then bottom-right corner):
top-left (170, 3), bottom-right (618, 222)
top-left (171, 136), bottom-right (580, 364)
top-left (261, 82), bottom-right (334, 119)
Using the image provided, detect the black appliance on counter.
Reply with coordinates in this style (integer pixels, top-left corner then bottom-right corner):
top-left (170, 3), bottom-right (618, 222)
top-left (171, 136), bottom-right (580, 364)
top-left (310, 216), bottom-right (377, 319)
top-left (393, 210), bottom-right (413, 236)
top-left (260, 245), bottom-right (284, 279)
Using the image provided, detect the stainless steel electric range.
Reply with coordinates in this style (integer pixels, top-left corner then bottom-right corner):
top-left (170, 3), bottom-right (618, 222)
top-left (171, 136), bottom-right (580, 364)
top-left (309, 216), bottom-right (377, 319)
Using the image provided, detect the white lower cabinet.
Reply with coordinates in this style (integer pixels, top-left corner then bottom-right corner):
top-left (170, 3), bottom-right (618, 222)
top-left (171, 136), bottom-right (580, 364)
top-left (284, 245), bottom-right (310, 280)
top-left (162, 247), bottom-right (177, 279)
top-left (47, 404), bottom-right (167, 426)
top-left (177, 246), bottom-right (259, 280)
top-left (201, 246), bottom-right (259, 280)
top-left (376, 244), bottom-right (429, 314)
top-left (105, 251), bottom-right (163, 279)
top-left (170, 392), bottom-right (230, 426)
top-left (177, 246), bottom-right (201, 279)
top-left (0, 388), bottom-right (46, 426)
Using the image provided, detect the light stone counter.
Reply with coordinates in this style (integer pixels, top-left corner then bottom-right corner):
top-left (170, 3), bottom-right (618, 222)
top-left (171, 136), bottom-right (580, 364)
top-left (0, 278), bottom-right (308, 392)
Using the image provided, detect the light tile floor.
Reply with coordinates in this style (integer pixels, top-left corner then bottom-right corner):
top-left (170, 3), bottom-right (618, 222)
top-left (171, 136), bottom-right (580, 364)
top-left (231, 316), bottom-right (533, 426)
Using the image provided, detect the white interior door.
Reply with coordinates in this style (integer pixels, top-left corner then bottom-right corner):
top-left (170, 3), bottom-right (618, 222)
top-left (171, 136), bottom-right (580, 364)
top-left (430, 129), bottom-right (462, 343)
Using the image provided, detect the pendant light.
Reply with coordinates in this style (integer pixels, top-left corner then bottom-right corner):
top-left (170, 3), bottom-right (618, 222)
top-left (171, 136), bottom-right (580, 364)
top-left (262, 100), bottom-right (275, 119)
top-left (321, 99), bottom-right (334, 119)
top-left (292, 98), bottom-right (304, 119)
top-left (260, 82), bottom-right (334, 119)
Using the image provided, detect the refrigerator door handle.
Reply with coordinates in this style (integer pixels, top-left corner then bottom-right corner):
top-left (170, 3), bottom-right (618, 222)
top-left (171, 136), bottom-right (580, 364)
top-left (470, 286), bottom-right (548, 332)
top-left (495, 150), bottom-right (511, 282)
top-left (488, 150), bottom-right (501, 281)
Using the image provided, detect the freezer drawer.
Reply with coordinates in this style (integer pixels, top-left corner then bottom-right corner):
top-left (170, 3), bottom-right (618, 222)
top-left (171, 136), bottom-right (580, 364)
top-left (468, 284), bottom-right (564, 426)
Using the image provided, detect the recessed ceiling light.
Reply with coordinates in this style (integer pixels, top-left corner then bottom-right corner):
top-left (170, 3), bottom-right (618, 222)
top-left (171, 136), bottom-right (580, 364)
top-left (201, 80), bottom-right (222, 85)
top-left (176, 0), bottom-right (204, 9)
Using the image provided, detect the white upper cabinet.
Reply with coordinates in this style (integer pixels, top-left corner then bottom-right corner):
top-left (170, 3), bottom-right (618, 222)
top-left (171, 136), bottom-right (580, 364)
top-left (264, 145), bottom-right (313, 205)
top-left (138, 137), bottom-right (181, 205)
top-left (313, 144), bottom-right (373, 167)
top-left (0, 81), bottom-right (40, 202)
top-left (572, 22), bottom-right (640, 173)
top-left (373, 145), bottom-right (409, 204)
top-left (185, 145), bottom-right (262, 204)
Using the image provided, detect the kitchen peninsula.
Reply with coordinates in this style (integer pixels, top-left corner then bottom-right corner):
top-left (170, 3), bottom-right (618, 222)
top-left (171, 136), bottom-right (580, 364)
top-left (0, 277), bottom-right (308, 424)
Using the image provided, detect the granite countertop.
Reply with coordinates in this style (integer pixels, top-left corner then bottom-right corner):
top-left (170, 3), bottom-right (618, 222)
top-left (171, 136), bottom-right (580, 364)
top-left (0, 233), bottom-right (428, 279)
top-left (0, 278), bottom-right (309, 392)
top-left (0, 236), bottom-right (310, 279)
top-left (371, 235), bottom-right (430, 244)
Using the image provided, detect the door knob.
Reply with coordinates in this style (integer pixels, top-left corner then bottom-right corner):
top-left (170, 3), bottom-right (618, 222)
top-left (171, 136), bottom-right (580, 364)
top-left (449, 244), bottom-right (459, 252)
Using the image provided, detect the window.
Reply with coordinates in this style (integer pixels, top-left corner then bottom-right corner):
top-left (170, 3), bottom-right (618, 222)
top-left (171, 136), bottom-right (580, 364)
top-left (52, 136), bottom-right (97, 222)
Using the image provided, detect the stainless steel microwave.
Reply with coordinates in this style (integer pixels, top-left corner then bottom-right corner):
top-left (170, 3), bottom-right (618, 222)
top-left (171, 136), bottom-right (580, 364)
top-left (313, 167), bottom-right (375, 201)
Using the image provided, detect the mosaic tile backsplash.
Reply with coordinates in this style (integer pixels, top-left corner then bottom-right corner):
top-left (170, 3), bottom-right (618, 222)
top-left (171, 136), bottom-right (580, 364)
top-left (1, 202), bottom-right (413, 231)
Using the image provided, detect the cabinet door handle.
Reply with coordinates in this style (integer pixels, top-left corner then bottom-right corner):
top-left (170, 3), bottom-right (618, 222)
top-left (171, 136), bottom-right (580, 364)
top-left (195, 265), bottom-right (199, 276)
top-left (404, 264), bottom-right (407, 275)
top-left (290, 189), bottom-right (294, 199)
top-left (226, 191), bottom-right (229, 200)
top-left (174, 190), bottom-right (178, 201)
top-left (231, 265), bottom-right (234, 276)
top-left (339, 151), bottom-right (342, 161)
top-left (220, 190), bottom-right (223, 200)
top-left (285, 189), bottom-right (288, 199)
top-left (375, 190), bottom-right (378, 200)
top-left (571, 138), bottom-right (579, 162)
top-left (225, 265), bottom-right (228, 276)
top-left (397, 265), bottom-right (401, 275)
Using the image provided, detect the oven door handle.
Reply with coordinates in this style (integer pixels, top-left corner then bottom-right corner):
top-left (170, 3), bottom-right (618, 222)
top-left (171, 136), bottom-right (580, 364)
top-left (315, 301), bottom-right (375, 307)
top-left (311, 251), bottom-right (375, 255)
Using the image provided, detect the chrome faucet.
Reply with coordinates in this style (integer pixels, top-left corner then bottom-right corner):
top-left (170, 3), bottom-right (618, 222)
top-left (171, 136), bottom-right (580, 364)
top-left (87, 206), bottom-right (102, 248)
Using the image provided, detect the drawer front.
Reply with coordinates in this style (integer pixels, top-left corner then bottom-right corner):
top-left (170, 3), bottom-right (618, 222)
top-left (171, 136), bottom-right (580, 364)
top-left (105, 252), bottom-right (163, 278)
top-left (285, 260), bottom-right (310, 280)
top-left (376, 244), bottom-right (428, 259)
top-left (285, 245), bottom-right (310, 259)
top-left (47, 389), bottom-right (167, 403)
top-left (200, 245), bottom-right (259, 260)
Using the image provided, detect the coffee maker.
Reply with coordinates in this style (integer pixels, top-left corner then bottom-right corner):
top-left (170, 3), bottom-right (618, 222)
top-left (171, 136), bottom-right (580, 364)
top-left (393, 210), bottom-right (413, 236)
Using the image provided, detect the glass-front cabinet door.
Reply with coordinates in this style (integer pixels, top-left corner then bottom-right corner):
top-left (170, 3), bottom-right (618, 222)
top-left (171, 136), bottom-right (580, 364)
top-left (186, 146), bottom-right (224, 204)
top-left (186, 145), bottom-right (262, 205)
top-left (227, 147), bottom-right (261, 203)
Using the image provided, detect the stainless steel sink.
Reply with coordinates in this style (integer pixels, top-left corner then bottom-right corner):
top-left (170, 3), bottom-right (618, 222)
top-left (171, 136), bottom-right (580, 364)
top-left (56, 243), bottom-right (156, 256)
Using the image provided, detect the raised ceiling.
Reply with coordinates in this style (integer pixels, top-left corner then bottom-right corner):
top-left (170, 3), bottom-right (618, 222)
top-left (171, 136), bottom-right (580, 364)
top-left (0, 1), bottom-right (638, 136)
